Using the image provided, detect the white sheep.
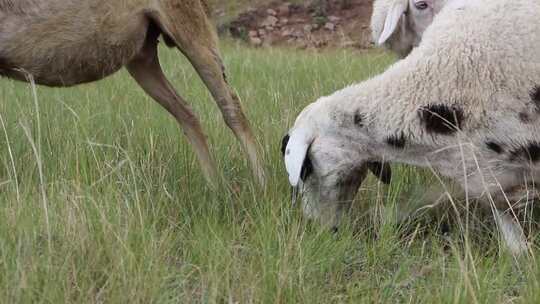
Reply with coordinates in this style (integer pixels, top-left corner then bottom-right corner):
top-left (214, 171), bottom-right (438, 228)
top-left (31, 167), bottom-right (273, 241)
top-left (371, 0), bottom-right (449, 57)
top-left (283, 0), bottom-right (540, 255)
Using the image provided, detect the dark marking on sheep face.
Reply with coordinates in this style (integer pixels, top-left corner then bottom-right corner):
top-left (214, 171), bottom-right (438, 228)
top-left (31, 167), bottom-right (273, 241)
top-left (0, 57), bottom-right (13, 76)
top-left (0, 56), bottom-right (10, 67)
top-left (281, 132), bottom-right (313, 181)
top-left (418, 104), bottom-right (464, 134)
top-left (486, 141), bottom-right (504, 154)
top-left (531, 86), bottom-right (540, 111)
top-left (367, 161), bottom-right (392, 184)
top-left (281, 134), bottom-right (290, 156)
top-left (386, 133), bottom-right (406, 148)
top-left (354, 111), bottom-right (365, 127)
top-left (300, 155), bottom-right (314, 181)
top-left (510, 142), bottom-right (540, 163)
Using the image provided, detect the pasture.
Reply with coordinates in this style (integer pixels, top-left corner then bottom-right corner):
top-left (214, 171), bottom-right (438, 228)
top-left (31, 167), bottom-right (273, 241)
top-left (1, 42), bottom-right (539, 303)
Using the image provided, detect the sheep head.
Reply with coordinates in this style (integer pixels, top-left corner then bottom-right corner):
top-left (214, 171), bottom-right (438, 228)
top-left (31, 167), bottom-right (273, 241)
top-left (371, 0), bottom-right (448, 57)
top-left (281, 98), bottom-right (391, 228)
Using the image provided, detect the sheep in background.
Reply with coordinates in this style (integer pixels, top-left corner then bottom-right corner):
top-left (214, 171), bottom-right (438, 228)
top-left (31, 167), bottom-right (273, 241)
top-left (283, 0), bottom-right (540, 255)
top-left (0, 0), bottom-right (265, 188)
top-left (371, 0), bottom-right (450, 57)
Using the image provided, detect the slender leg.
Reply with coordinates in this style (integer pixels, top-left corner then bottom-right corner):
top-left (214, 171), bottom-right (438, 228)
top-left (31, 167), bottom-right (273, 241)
top-left (493, 210), bottom-right (528, 256)
top-left (491, 184), bottom-right (538, 256)
top-left (415, 183), bottom-right (530, 255)
top-left (127, 35), bottom-right (218, 188)
top-left (184, 47), bottom-right (266, 187)
top-left (146, 9), bottom-right (266, 187)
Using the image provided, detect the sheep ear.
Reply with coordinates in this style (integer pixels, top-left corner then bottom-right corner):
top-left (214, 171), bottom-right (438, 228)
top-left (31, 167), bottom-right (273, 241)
top-left (284, 129), bottom-right (314, 187)
top-left (378, 0), bottom-right (408, 45)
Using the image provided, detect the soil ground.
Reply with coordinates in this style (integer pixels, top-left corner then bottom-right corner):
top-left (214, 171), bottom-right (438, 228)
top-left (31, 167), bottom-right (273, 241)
top-left (216, 0), bottom-right (375, 49)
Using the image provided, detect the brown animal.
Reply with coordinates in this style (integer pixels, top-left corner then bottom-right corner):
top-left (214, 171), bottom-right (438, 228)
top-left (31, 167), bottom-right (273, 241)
top-left (0, 0), bottom-right (265, 187)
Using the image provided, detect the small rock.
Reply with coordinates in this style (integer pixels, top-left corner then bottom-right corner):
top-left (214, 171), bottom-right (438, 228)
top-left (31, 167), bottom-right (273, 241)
top-left (261, 15), bottom-right (279, 27)
top-left (277, 3), bottom-right (291, 16)
top-left (215, 9), bottom-right (225, 18)
top-left (248, 30), bottom-right (258, 37)
top-left (290, 17), bottom-right (306, 23)
top-left (303, 24), bottom-right (313, 33)
top-left (281, 18), bottom-right (289, 25)
top-left (266, 8), bottom-right (277, 16)
top-left (281, 29), bottom-right (294, 37)
top-left (341, 40), bottom-right (360, 48)
top-left (258, 29), bottom-right (267, 36)
top-left (292, 30), bottom-right (305, 38)
top-left (315, 39), bottom-right (328, 48)
top-left (265, 25), bottom-right (274, 31)
top-left (328, 16), bottom-right (341, 23)
top-left (249, 36), bottom-right (263, 47)
top-left (312, 23), bottom-right (320, 30)
top-left (324, 22), bottom-right (336, 31)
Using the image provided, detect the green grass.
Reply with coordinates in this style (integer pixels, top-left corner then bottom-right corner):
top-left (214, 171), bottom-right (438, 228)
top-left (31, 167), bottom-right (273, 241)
top-left (0, 42), bottom-right (539, 303)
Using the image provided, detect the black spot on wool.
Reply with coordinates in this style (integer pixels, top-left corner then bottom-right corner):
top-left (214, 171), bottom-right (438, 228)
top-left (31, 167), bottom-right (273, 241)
top-left (281, 134), bottom-right (290, 156)
top-left (531, 85), bottom-right (540, 111)
top-left (386, 133), bottom-right (406, 148)
top-left (367, 162), bottom-right (392, 184)
top-left (486, 141), bottom-right (504, 154)
top-left (354, 111), bottom-right (365, 127)
top-left (519, 112), bottom-right (531, 123)
top-left (510, 142), bottom-right (540, 162)
top-left (418, 104), bottom-right (464, 134)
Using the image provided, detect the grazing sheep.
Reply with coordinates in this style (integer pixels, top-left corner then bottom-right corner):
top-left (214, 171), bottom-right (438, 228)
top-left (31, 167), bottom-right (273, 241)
top-left (283, 0), bottom-right (540, 254)
top-left (371, 0), bottom-right (450, 57)
top-left (0, 0), bottom-right (265, 187)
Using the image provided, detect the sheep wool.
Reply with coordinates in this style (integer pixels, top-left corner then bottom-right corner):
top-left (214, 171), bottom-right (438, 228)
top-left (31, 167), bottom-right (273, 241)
top-left (284, 0), bottom-right (540, 254)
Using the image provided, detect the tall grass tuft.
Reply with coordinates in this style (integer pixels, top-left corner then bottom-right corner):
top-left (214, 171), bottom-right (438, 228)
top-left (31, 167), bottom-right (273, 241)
top-left (0, 42), bottom-right (538, 303)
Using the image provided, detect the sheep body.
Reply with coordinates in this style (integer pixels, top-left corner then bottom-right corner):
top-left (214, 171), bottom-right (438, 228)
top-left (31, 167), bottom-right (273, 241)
top-left (284, 0), bottom-right (540, 254)
top-left (0, 0), bottom-right (266, 187)
top-left (0, 0), bottom-right (211, 86)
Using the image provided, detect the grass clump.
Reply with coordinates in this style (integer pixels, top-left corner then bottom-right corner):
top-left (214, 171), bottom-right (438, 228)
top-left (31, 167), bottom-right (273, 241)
top-left (0, 42), bottom-right (538, 303)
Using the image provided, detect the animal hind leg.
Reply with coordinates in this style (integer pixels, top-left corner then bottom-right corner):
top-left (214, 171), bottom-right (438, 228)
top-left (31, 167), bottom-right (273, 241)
top-left (414, 182), bottom-right (531, 255)
top-left (148, 9), bottom-right (266, 187)
top-left (493, 209), bottom-right (528, 256)
top-left (491, 184), bottom-right (539, 256)
top-left (187, 47), bottom-right (267, 187)
top-left (126, 32), bottom-right (218, 188)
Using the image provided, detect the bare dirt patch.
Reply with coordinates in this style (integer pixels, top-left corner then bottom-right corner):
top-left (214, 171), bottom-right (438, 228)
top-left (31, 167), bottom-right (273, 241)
top-left (222, 0), bottom-right (375, 50)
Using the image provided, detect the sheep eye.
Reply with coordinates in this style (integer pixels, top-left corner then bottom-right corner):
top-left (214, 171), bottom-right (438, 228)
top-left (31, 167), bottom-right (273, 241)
top-left (414, 1), bottom-right (429, 10)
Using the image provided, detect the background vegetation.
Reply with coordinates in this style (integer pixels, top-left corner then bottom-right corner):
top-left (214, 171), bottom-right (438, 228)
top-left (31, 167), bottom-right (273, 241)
top-left (1, 39), bottom-right (539, 303)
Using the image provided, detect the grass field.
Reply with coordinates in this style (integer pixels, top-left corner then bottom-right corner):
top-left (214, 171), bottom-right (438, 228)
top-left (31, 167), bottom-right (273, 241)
top-left (1, 42), bottom-right (539, 303)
